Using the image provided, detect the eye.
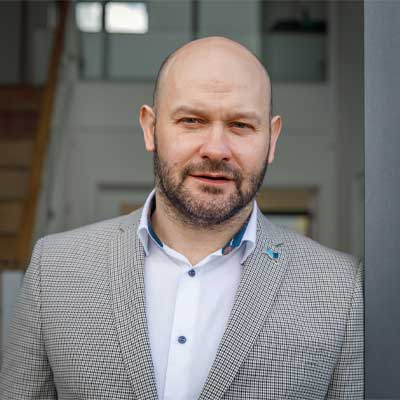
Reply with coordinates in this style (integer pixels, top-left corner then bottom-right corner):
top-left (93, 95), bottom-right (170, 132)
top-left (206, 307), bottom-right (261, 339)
top-left (231, 121), bottom-right (251, 129)
top-left (180, 117), bottom-right (202, 124)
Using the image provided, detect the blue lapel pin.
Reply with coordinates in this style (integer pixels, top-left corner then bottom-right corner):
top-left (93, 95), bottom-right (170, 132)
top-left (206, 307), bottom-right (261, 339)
top-left (264, 247), bottom-right (280, 260)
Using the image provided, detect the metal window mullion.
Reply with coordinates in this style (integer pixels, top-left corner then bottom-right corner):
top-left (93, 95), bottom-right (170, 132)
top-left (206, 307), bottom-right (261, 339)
top-left (102, 1), bottom-right (109, 79)
top-left (191, 0), bottom-right (199, 40)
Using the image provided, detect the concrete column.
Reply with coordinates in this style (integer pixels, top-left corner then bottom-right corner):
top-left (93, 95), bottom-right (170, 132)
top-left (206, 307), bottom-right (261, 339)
top-left (365, 1), bottom-right (400, 398)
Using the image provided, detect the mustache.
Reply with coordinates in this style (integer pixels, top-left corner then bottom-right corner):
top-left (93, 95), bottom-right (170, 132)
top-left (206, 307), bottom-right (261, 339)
top-left (181, 160), bottom-right (242, 183)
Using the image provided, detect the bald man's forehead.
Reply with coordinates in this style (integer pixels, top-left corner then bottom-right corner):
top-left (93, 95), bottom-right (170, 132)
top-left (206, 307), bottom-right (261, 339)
top-left (169, 66), bottom-right (267, 110)
top-left (164, 39), bottom-right (268, 86)
top-left (170, 36), bottom-right (266, 71)
top-left (153, 37), bottom-right (272, 117)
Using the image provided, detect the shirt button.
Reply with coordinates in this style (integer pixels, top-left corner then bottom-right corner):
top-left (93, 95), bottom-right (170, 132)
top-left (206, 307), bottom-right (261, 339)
top-left (188, 269), bottom-right (196, 277)
top-left (178, 336), bottom-right (187, 344)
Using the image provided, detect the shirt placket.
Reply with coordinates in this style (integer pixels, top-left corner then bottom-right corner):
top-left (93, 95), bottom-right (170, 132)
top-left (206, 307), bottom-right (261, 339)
top-left (163, 267), bottom-right (201, 400)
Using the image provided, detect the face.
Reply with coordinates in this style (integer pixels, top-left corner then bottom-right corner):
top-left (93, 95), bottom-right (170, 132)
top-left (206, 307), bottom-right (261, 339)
top-left (141, 42), bottom-right (281, 227)
top-left (152, 131), bottom-right (269, 227)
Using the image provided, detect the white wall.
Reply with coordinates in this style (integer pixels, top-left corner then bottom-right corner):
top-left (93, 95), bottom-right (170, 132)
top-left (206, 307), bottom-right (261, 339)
top-left (270, 82), bottom-right (337, 247)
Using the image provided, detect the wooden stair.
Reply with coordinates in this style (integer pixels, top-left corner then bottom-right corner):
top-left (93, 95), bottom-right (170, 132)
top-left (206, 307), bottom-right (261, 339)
top-left (0, 86), bottom-right (42, 269)
top-left (0, 2), bottom-right (68, 270)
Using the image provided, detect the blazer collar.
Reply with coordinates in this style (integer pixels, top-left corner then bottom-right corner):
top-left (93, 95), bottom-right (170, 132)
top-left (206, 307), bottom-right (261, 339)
top-left (110, 210), bottom-right (158, 400)
top-left (199, 210), bottom-right (290, 399)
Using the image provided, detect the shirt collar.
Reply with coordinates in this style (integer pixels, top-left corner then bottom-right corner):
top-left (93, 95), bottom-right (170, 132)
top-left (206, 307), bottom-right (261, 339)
top-left (137, 189), bottom-right (257, 262)
top-left (138, 189), bottom-right (157, 255)
top-left (238, 201), bottom-right (257, 263)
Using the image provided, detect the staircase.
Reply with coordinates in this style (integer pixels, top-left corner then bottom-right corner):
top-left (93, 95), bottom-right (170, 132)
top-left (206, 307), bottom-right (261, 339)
top-left (0, 86), bottom-right (42, 269)
top-left (0, 2), bottom-right (68, 271)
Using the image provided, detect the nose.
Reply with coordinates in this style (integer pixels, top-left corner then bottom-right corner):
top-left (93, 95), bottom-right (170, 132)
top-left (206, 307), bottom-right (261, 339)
top-left (198, 123), bottom-right (232, 161)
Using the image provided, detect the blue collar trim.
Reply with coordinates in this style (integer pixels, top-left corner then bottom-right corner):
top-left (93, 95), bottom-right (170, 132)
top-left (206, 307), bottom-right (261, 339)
top-left (147, 216), bottom-right (249, 255)
top-left (221, 220), bottom-right (249, 256)
top-left (147, 217), bottom-right (163, 248)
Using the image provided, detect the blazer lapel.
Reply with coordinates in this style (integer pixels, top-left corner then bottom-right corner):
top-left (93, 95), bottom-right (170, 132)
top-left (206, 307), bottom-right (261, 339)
top-left (199, 213), bottom-right (290, 400)
top-left (110, 214), bottom-right (158, 399)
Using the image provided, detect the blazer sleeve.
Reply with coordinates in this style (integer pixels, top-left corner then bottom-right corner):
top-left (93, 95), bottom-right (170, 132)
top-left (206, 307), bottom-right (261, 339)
top-left (0, 239), bottom-right (57, 399)
top-left (325, 260), bottom-right (364, 400)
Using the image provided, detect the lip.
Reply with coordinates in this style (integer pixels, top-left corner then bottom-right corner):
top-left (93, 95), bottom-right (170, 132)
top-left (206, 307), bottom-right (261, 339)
top-left (190, 174), bottom-right (233, 185)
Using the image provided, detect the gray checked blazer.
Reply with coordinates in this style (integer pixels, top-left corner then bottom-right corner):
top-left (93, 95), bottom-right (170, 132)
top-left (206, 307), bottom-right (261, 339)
top-left (0, 209), bottom-right (363, 399)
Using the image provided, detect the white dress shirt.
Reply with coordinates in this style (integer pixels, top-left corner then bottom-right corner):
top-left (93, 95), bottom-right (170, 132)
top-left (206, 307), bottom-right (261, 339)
top-left (138, 190), bottom-right (257, 400)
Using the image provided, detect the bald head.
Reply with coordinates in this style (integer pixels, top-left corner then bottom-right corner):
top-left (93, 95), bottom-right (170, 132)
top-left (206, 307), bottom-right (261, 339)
top-left (152, 36), bottom-right (272, 119)
top-left (140, 36), bottom-right (283, 224)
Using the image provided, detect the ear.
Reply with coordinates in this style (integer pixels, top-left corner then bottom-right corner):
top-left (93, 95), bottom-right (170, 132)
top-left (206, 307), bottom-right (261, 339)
top-left (140, 105), bottom-right (156, 152)
top-left (267, 115), bottom-right (282, 164)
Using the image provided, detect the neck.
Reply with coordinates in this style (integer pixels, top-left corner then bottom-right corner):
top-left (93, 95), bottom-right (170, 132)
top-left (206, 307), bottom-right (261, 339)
top-left (150, 190), bottom-right (253, 265)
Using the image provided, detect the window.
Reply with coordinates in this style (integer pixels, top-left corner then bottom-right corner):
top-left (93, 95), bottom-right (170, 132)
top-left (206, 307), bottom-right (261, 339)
top-left (106, 2), bottom-right (148, 34)
top-left (75, 2), bottom-right (148, 34)
top-left (75, 1), bottom-right (329, 82)
top-left (75, 1), bottom-right (192, 80)
top-left (75, 2), bottom-right (102, 33)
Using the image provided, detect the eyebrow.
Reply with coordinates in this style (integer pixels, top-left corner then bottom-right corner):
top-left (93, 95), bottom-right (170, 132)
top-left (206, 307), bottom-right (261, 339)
top-left (170, 105), bottom-right (263, 125)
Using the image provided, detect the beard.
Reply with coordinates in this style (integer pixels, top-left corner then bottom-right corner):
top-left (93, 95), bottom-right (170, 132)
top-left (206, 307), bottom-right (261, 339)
top-left (153, 134), bottom-right (269, 228)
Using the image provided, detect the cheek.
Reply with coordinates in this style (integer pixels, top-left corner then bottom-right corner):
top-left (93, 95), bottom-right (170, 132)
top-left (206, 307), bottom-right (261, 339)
top-left (158, 134), bottom-right (202, 165)
top-left (232, 137), bottom-right (268, 171)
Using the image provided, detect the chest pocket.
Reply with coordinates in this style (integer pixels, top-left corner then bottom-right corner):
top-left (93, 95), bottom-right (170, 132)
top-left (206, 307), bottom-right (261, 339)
top-left (225, 326), bottom-right (339, 400)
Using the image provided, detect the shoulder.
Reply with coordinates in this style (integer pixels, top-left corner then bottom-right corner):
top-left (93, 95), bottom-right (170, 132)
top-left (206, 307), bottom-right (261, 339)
top-left (259, 213), bottom-right (360, 281)
top-left (258, 215), bottom-right (362, 320)
top-left (35, 208), bottom-right (142, 265)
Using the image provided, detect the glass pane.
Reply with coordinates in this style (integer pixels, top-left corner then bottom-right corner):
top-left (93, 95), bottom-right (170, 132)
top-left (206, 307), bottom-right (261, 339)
top-left (106, 2), bottom-right (148, 34)
top-left (261, 0), bottom-right (328, 82)
top-left (75, 2), bottom-right (102, 33)
top-left (262, 33), bottom-right (326, 81)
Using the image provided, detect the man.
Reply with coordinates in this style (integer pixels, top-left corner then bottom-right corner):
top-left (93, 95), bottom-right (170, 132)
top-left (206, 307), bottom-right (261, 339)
top-left (0, 37), bottom-right (363, 399)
